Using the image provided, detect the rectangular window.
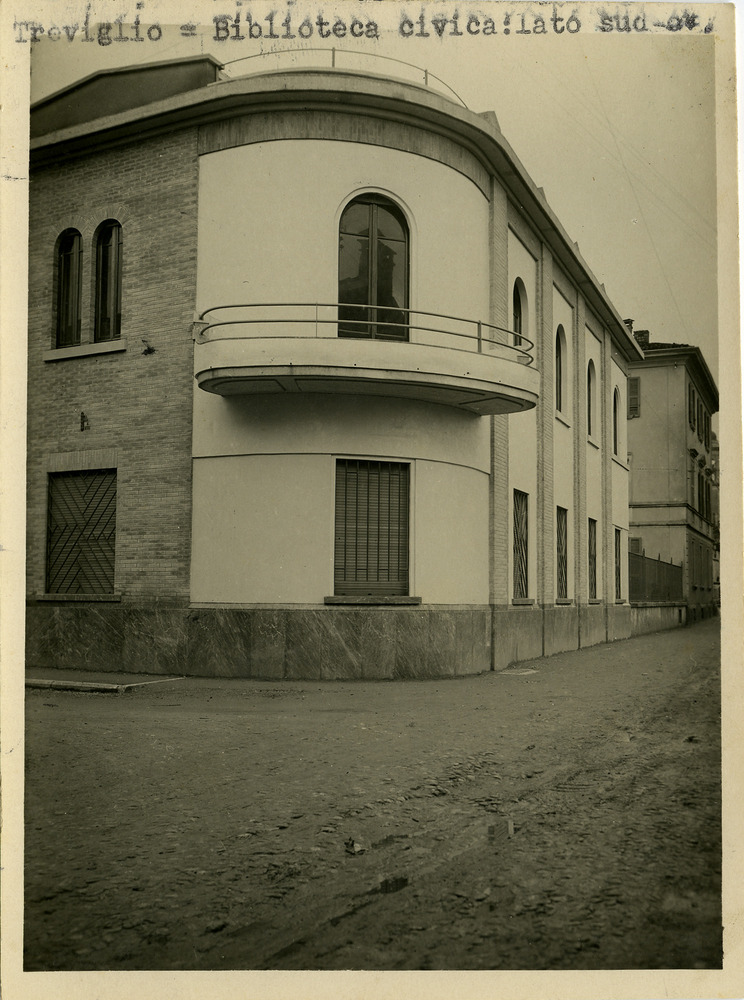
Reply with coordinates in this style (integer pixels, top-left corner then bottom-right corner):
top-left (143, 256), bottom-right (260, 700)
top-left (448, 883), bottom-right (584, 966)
top-left (697, 401), bottom-right (704, 442)
top-left (334, 459), bottom-right (409, 596)
top-left (688, 384), bottom-right (696, 429)
top-left (556, 506), bottom-right (568, 599)
top-left (629, 536), bottom-right (643, 555)
top-left (615, 528), bottom-right (622, 600)
top-left (704, 412), bottom-right (711, 451)
top-left (627, 376), bottom-right (640, 418)
top-left (46, 470), bottom-right (116, 594)
top-left (588, 517), bottom-right (597, 599)
top-left (513, 489), bottom-right (529, 599)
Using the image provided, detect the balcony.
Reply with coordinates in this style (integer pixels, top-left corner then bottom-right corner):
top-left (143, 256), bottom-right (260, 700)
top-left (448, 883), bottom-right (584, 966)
top-left (193, 303), bottom-right (540, 415)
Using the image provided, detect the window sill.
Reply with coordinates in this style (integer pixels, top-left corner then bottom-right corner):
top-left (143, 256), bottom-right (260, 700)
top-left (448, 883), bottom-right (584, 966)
top-left (324, 596), bottom-right (422, 605)
top-left (612, 455), bottom-right (629, 471)
top-left (511, 598), bottom-right (535, 606)
top-left (587, 436), bottom-right (600, 451)
top-left (34, 593), bottom-right (122, 602)
top-left (43, 340), bottom-right (127, 362)
top-left (588, 598), bottom-right (602, 605)
top-left (615, 599), bottom-right (626, 605)
top-left (554, 411), bottom-right (571, 429)
top-left (555, 598), bottom-right (573, 605)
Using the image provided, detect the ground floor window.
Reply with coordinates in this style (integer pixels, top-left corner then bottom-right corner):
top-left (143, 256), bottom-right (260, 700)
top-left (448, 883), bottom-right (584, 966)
top-left (46, 469), bottom-right (117, 594)
top-left (334, 459), bottom-right (409, 596)
top-left (615, 527), bottom-right (622, 600)
top-left (588, 517), bottom-right (597, 599)
top-left (556, 506), bottom-right (568, 599)
top-left (513, 489), bottom-right (529, 599)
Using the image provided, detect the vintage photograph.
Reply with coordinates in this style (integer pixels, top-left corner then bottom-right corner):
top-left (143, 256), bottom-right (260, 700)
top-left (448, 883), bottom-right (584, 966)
top-left (2, 0), bottom-right (740, 995)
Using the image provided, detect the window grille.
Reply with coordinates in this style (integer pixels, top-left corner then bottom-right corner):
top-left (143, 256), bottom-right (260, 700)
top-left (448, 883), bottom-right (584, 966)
top-left (338, 196), bottom-right (408, 341)
top-left (615, 527), bottom-right (622, 600)
top-left (46, 470), bottom-right (116, 594)
top-left (556, 506), bottom-right (568, 599)
top-left (56, 230), bottom-right (83, 348)
top-left (95, 221), bottom-right (123, 342)
top-left (513, 489), bottom-right (529, 599)
top-left (588, 517), bottom-right (597, 599)
top-left (334, 459), bottom-right (409, 595)
top-left (627, 377), bottom-right (640, 418)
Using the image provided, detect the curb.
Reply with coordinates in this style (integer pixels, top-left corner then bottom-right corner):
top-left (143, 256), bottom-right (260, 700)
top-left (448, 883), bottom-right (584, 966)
top-left (26, 677), bottom-right (185, 694)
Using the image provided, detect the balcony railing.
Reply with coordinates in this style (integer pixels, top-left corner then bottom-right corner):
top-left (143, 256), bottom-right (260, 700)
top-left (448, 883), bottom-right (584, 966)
top-left (196, 303), bottom-right (535, 366)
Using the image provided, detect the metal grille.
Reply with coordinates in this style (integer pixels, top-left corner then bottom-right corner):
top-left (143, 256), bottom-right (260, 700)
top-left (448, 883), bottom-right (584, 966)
top-left (615, 528), bottom-right (622, 600)
top-left (513, 489), bottom-right (529, 599)
top-left (334, 460), bottom-right (409, 595)
top-left (556, 506), bottom-right (568, 599)
top-left (46, 470), bottom-right (116, 594)
top-left (588, 517), bottom-right (597, 599)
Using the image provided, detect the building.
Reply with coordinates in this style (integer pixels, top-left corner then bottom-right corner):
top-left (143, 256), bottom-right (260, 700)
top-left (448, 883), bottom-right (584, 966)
top-left (626, 329), bottom-right (720, 625)
top-left (26, 54), bottom-right (643, 679)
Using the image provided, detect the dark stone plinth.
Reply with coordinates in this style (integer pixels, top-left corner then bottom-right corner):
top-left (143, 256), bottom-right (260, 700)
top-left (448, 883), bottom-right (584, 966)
top-left (26, 603), bottom-right (492, 680)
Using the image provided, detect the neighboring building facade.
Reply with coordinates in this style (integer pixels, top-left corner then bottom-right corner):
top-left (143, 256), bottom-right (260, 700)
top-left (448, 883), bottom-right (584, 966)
top-left (627, 330), bottom-right (720, 624)
top-left (26, 56), bottom-right (642, 679)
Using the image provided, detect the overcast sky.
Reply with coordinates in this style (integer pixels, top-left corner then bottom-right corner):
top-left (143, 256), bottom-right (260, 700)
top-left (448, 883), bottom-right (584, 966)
top-left (29, 3), bottom-right (722, 378)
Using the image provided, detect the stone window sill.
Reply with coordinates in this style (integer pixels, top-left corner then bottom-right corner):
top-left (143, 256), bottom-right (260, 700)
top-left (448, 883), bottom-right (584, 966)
top-left (43, 340), bottom-right (127, 362)
top-left (555, 598), bottom-right (573, 605)
top-left (324, 596), bottom-right (422, 605)
top-left (511, 598), bottom-right (535, 606)
top-left (34, 593), bottom-right (122, 602)
top-left (588, 598), bottom-right (602, 604)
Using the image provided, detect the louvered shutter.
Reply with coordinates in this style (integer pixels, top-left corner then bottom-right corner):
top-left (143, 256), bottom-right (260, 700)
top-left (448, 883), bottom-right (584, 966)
top-left (627, 377), bottom-right (640, 418)
top-left (334, 460), bottom-right (409, 596)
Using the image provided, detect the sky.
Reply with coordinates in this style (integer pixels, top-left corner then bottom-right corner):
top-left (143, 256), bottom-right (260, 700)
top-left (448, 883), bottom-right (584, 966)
top-left (26, 2), bottom-right (724, 381)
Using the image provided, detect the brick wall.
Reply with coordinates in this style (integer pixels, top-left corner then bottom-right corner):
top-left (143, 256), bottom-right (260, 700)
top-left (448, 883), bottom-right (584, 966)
top-left (27, 128), bottom-right (199, 602)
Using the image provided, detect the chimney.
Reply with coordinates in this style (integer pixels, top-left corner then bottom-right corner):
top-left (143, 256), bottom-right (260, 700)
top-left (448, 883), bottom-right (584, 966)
top-left (623, 318), bottom-right (634, 334)
top-left (634, 329), bottom-right (650, 350)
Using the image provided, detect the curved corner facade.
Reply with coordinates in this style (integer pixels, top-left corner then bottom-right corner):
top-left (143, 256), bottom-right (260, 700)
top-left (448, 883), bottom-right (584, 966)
top-left (26, 60), bottom-right (640, 679)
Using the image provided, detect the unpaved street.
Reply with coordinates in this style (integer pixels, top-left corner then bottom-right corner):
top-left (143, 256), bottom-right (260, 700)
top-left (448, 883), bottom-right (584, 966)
top-left (25, 619), bottom-right (721, 970)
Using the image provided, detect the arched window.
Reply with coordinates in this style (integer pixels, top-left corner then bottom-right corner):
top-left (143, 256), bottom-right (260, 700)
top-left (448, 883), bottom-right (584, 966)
top-left (613, 387), bottom-right (620, 454)
top-left (56, 229), bottom-right (83, 348)
top-left (512, 279), bottom-right (527, 346)
top-left (338, 195), bottom-right (408, 341)
top-left (587, 360), bottom-right (596, 437)
top-left (95, 220), bottom-right (123, 342)
top-left (555, 326), bottom-right (566, 413)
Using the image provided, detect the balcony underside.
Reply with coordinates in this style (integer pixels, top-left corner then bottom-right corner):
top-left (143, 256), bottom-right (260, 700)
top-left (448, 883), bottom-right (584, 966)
top-left (194, 337), bottom-right (539, 415)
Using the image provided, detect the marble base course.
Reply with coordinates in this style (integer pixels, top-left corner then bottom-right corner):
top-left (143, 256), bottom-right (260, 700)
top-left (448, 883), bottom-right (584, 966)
top-left (27, 600), bottom-right (645, 680)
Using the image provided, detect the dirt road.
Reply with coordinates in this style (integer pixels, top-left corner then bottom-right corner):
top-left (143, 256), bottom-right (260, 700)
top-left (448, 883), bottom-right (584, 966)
top-left (24, 619), bottom-right (721, 970)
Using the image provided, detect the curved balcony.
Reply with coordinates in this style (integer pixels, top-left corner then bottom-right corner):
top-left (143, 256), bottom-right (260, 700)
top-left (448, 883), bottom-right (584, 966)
top-left (193, 304), bottom-right (540, 415)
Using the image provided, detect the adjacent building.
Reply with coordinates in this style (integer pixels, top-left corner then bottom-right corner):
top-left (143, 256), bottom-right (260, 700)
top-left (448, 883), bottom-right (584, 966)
top-left (626, 329), bottom-right (720, 625)
top-left (26, 54), bottom-right (643, 679)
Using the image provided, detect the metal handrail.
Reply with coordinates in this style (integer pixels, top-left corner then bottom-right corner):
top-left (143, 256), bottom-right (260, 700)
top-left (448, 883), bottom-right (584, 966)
top-left (196, 302), bottom-right (534, 365)
top-left (220, 48), bottom-right (468, 107)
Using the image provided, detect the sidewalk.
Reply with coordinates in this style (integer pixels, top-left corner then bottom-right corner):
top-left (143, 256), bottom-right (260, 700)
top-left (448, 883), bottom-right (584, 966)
top-left (24, 620), bottom-right (722, 971)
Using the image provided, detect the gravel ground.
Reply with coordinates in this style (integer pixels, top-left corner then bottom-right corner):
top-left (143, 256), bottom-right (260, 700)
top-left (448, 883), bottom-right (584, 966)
top-left (24, 618), bottom-right (721, 971)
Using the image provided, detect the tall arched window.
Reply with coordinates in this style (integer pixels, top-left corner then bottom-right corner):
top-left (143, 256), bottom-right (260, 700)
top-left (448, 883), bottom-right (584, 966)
top-left (338, 195), bottom-right (408, 341)
top-left (613, 387), bottom-right (620, 455)
top-left (555, 326), bottom-right (566, 413)
top-left (95, 220), bottom-right (123, 342)
top-left (512, 279), bottom-right (527, 346)
top-left (56, 229), bottom-right (83, 348)
top-left (587, 360), bottom-right (596, 437)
